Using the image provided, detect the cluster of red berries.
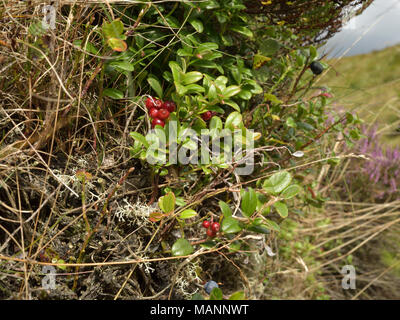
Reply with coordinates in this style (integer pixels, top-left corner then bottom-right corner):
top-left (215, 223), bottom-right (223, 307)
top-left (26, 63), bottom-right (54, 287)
top-left (202, 220), bottom-right (220, 238)
top-left (145, 97), bottom-right (176, 128)
top-left (201, 111), bottom-right (217, 121)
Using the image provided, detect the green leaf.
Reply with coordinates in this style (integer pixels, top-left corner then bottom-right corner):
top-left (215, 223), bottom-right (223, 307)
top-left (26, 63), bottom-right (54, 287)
top-left (219, 201), bottom-right (232, 217)
top-left (231, 68), bottom-right (241, 84)
top-left (196, 42), bottom-right (219, 55)
top-left (263, 219), bottom-right (281, 232)
top-left (29, 21), bottom-right (46, 36)
top-left (175, 82), bottom-right (188, 96)
top-left (229, 291), bottom-right (245, 300)
top-left (73, 40), bottom-right (99, 55)
top-left (238, 90), bottom-right (252, 100)
top-left (169, 61), bottom-right (183, 83)
top-left (209, 287), bottom-right (223, 300)
top-left (210, 116), bottom-right (223, 130)
top-left (281, 185), bottom-right (301, 199)
top-left (223, 85), bottom-right (241, 98)
top-left (106, 38), bottom-right (127, 52)
top-left (274, 201), bottom-right (288, 218)
top-left (130, 132), bottom-right (149, 148)
top-left (208, 84), bottom-right (217, 101)
top-left (103, 88), bottom-right (124, 99)
top-left (222, 216), bottom-right (241, 233)
top-left (253, 54), bottom-right (271, 70)
top-left (192, 293), bottom-right (205, 300)
top-left (189, 19), bottom-right (204, 33)
top-left (264, 93), bottom-right (283, 104)
top-left (231, 26), bottom-right (253, 38)
top-left (158, 191), bottom-right (176, 214)
top-left (263, 171), bottom-right (292, 195)
top-left (147, 75), bottom-right (163, 99)
top-left (286, 117), bottom-right (296, 128)
top-left (241, 187), bottom-right (257, 217)
top-left (224, 100), bottom-right (241, 112)
top-left (158, 15), bottom-right (180, 28)
top-left (171, 238), bottom-right (194, 256)
top-left (177, 48), bottom-right (193, 57)
top-left (102, 20), bottom-right (125, 39)
top-left (179, 209), bottom-right (197, 219)
top-left (182, 71), bottom-right (203, 85)
top-left (185, 84), bottom-right (205, 94)
top-left (225, 112), bottom-right (242, 130)
top-left (260, 39), bottom-right (280, 56)
top-left (309, 45), bottom-right (318, 60)
top-left (56, 259), bottom-right (67, 271)
top-left (109, 61), bottom-right (134, 72)
top-left (247, 225), bottom-right (271, 234)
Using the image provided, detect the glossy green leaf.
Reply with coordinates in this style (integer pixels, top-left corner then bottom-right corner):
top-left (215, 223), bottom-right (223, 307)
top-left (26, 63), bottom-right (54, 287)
top-left (281, 185), bottom-right (301, 199)
top-left (223, 85), bottom-right (241, 98)
top-left (264, 219), bottom-right (281, 232)
top-left (196, 42), bottom-right (219, 54)
top-left (224, 100), bottom-right (241, 112)
top-left (189, 19), bottom-right (204, 33)
top-left (241, 187), bottom-right (257, 217)
top-left (210, 116), bottom-right (223, 130)
top-left (309, 45), bottom-right (318, 60)
top-left (185, 84), bottom-right (205, 93)
top-left (158, 191), bottom-right (176, 214)
top-left (225, 112), bottom-right (242, 130)
top-left (179, 209), bottom-right (197, 219)
top-left (219, 201), bottom-right (232, 217)
top-left (231, 26), bottom-right (253, 38)
top-left (263, 171), bottom-right (292, 195)
top-left (171, 238), bottom-right (194, 256)
top-left (147, 75), bottom-right (163, 99)
top-left (182, 71), bottom-right (203, 85)
top-left (103, 88), bottom-right (123, 99)
top-left (238, 90), bottom-right (252, 100)
top-left (222, 216), bottom-right (241, 233)
top-left (208, 84), bottom-right (217, 101)
top-left (169, 61), bottom-right (183, 83)
top-left (130, 132), bottom-right (149, 148)
top-left (175, 82), bottom-right (188, 96)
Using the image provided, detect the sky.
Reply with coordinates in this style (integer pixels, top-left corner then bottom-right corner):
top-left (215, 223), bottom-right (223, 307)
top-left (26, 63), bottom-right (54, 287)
top-left (321, 0), bottom-right (400, 58)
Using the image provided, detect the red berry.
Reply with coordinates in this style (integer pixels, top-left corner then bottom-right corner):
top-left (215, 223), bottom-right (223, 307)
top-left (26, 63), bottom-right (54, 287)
top-left (149, 108), bottom-right (159, 119)
top-left (145, 97), bottom-right (155, 110)
top-left (201, 111), bottom-right (212, 121)
top-left (152, 118), bottom-right (165, 128)
top-left (206, 228), bottom-right (216, 238)
top-left (158, 108), bottom-right (170, 120)
top-left (211, 222), bottom-right (220, 233)
top-left (154, 99), bottom-right (163, 109)
top-left (163, 101), bottom-right (176, 113)
top-left (202, 220), bottom-right (211, 229)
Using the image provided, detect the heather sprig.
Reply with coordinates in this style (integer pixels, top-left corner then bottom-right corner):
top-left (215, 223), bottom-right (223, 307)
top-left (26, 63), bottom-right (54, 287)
top-left (354, 125), bottom-right (400, 198)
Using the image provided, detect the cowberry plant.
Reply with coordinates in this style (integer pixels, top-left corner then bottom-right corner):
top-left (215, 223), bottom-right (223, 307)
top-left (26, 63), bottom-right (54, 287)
top-left (100, 0), bottom-right (363, 279)
top-left (0, 0), bottom-right (373, 300)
